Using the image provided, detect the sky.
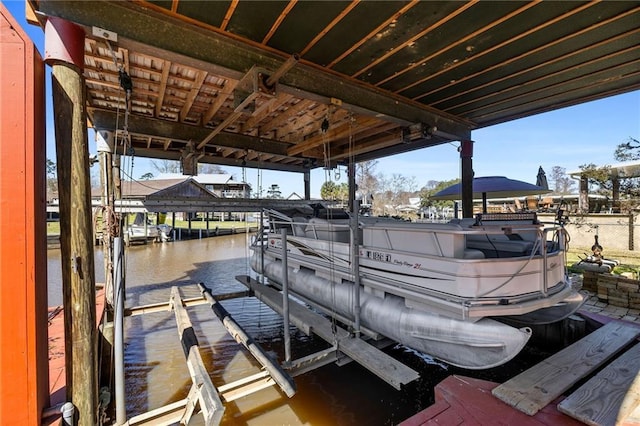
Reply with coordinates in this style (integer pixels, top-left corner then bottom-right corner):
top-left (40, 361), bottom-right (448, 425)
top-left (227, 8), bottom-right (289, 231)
top-left (5, 0), bottom-right (639, 198)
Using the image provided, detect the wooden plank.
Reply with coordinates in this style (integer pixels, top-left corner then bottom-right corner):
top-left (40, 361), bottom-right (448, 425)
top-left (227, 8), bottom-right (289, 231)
top-left (492, 321), bottom-right (640, 416)
top-left (170, 287), bottom-right (224, 425)
top-left (557, 343), bottom-right (640, 425)
top-left (236, 275), bottom-right (420, 389)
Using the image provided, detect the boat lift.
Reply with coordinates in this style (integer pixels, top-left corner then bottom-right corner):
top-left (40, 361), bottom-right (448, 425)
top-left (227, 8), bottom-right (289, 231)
top-left (119, 272), bottom-right (419, 425)
top-left (120, 283), bottom-right (296, 425)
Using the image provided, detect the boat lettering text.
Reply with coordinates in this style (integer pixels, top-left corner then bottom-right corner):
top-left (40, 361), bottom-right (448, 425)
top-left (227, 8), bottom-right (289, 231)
top-left (365, 251), bottom-right (391, 263)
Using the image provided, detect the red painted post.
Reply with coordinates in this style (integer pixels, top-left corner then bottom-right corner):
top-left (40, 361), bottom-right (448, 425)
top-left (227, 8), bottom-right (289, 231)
top-left (0, 4), bottom-right (48, 424)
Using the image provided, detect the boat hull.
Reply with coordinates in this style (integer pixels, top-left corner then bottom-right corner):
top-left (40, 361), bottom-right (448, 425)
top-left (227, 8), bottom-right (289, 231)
top-left (252, 253), bottom-right (532, 369)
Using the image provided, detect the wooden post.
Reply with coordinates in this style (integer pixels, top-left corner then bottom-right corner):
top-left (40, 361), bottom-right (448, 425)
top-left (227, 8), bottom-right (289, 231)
top-left (304, 170), bottom-right (311, 200)
top-left (0, 5), bottom-right (49, 424)
top-left (46, 16), bottom-right (98, 425)
top-left (97, 130), bottom-right (115, 301)
top-left (348, 161), bottom-right (356, 213)
top-left (579, 176), bottom-right (589, 213)
top-left (460, 140), bottom-right (474, 218)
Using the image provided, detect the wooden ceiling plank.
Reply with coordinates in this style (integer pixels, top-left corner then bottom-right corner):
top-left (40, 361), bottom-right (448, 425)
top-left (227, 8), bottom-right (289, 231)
top-left (262, 0), bottom-right (298, 45)
top-left (202, 80), bottom-right (238, 124)
top-left (155, 60), bottom-right (171, 118)
top-left (327, 0), bottom-right (419, 69)
top-left (287, 115), bottom-right (380, 156)
top-left (276, 104), bottom-right (332, 137)
top-left (351, 1), bottom-right (477, 79)
top-left (39, 1), bottom-right (471, 139)
top-left (376, 1), bottom-right (539, 87)
top-left (300, 1), bottom-right (360, 57)
top-left (258, 99), bottom-right (315, 133)
top-left (198, 84), bottom-right (263, 150)
top-left (410, 2), bottom-right (628, 101)
top-left (242, 92), bottom-right (293, 132)
top-left (179, 70), bottom-right (207, 122)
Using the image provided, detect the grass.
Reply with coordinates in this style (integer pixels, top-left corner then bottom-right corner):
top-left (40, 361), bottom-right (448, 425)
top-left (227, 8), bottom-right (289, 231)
top-left (566, 246), bottom-right (640, 277)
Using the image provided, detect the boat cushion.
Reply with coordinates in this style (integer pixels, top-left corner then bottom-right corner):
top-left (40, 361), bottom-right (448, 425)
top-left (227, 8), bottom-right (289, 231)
top-left (466, 235), bottom-right (534, 256)
top-left (463, 249), bottom-right (485, 259)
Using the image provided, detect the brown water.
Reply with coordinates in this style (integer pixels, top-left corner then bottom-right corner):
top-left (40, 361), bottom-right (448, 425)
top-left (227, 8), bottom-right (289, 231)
top-left (47, 234), bottom-right (548, 425)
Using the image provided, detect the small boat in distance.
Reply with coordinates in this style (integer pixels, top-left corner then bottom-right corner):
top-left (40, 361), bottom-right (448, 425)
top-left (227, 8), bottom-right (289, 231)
top-left (250, 205), bottom-right (586, 369)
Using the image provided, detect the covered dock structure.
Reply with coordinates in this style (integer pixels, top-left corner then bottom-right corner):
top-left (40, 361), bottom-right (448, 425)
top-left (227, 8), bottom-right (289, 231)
top-left (2, 1), bottom-right (640, 424)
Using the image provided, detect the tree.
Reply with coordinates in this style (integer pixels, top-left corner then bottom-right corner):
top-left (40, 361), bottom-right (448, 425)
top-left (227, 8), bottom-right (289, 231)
top-left (419, 178), bottom-right (460, 208)
top-left (614, 137), bottom-right (640, 161)
top-left (320, 181), bottom-right (348, 202)
top-left (320, 181), bottom-right (337, 200)
top-left (550, 166), bottom-right (575, 194)
top-left (199, 163), bottom-right (227, 174)
top-left (151, 159), bottom-right (180, 174)
top-left (46, 158), bottom-right (57, 198)
top-left (356, 160), bottom-right (379, 205)
top-left (266, 184), bottom-right (282, 199)
top-left (579, 163), bottom-right (612, 195)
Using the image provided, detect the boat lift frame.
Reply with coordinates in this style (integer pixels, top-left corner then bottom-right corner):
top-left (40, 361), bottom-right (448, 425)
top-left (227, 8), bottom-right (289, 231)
top-left (120, 283), bottom-right (296, 426)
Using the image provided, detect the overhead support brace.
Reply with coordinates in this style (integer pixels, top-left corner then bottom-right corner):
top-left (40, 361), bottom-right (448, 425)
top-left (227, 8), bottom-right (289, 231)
top-left (38, 1), bottom-right (472, 141)
top-left (197, 54), bottom-right (299, 150)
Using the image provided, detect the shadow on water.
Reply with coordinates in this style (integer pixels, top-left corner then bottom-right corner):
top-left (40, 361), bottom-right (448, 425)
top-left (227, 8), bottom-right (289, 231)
top-left (48, 234), bottom-right (559, 425)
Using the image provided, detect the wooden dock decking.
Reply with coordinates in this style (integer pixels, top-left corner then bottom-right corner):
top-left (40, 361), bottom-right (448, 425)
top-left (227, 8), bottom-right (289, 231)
top-left (492, 321), bottom-right (640, 417)
top-left (45, 290), bottom-right (106, 425)
top-left (404, 314), bottom-right (640, 426)
top-left (557, 343), bottom-right (640, 425)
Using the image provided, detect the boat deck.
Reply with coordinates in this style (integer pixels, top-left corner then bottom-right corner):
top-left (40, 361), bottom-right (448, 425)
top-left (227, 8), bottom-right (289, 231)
top-left (44, 289), bottom-right (105, 425)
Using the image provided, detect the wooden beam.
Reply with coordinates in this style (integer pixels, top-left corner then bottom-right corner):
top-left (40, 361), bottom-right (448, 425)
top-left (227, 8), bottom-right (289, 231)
top-left (202, 79), bottom-right (237, 124)
top-left (180, 70), bottom-right (207, 122)
top-left (242, 92), bottom-right (293, 132)
top-left (170, 287), bottom-right (224, 424)
top-left (38, 0), bottom-right (472, 139)
top-left (155, 59), bottom-right (171, 118)
top-left (288, 115), bottom-right (379, 156)
top-left (90, 108), bottom-right (293, 156)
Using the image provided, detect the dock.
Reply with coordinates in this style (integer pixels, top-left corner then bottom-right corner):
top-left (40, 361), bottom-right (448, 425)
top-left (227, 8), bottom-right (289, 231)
top-left (402, 296), bottom-right (640, 426)
top-left (44, 290), bottom-right (106, 425)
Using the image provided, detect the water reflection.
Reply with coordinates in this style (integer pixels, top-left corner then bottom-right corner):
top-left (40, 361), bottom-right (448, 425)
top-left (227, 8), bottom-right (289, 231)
top-left (47, 234), bottom-right (547, 425)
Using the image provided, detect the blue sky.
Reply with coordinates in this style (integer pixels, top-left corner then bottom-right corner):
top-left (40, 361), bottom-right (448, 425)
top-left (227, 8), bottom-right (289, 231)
top-left (5, 0), bottom-right (639, 198)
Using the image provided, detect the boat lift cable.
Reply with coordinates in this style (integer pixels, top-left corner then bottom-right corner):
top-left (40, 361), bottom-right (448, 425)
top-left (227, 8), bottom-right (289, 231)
top-left (321, 121), bottom-right (340, 339)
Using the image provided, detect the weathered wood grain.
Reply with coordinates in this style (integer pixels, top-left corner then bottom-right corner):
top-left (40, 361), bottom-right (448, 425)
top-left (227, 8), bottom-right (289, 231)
top-left (558, 343), bottom-right (640, 425)
top-left (492, 321), bottom-right (640, 416)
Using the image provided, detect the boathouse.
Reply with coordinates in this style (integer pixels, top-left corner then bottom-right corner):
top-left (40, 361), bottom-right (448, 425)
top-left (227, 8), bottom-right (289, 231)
top-left (2, 1), bottom-right (639, 425)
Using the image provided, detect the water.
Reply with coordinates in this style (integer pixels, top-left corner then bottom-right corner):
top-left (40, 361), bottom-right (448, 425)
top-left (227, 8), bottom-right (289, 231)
top-left (47, 234), bottom-right (551, 425)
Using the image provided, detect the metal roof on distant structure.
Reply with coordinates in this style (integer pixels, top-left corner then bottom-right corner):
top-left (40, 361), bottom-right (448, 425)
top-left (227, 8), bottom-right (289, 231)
top-left (569, 160), bottom-right (640, 179)
top-left (32, 1), bottom-right (640, 174)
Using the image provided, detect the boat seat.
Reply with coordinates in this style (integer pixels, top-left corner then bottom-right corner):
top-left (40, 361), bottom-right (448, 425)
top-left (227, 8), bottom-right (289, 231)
top-left (463, 249), bottom-right (485, 259)
top-left (291, 216), bottom-right (309, 237)
top-left (466, 235), bottom-right (534, 258)
top-left (305, 218), bottom-right (351, 243)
